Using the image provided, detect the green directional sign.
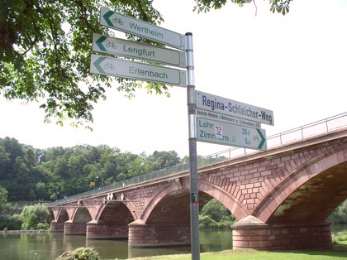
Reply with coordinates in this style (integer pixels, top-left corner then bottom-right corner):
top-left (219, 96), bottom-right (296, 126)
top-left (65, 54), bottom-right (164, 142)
top-left (90, 54), bottom-right (187, 87)
top-left (196, 117), bottom-right (267, 150)
top-left (99, 7), bottom-right (185, 50)
top-left (92, 33), bottom-right (186, 68)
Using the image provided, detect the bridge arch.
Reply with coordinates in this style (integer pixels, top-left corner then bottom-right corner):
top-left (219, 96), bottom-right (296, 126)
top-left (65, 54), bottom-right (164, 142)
top-left (141, 179), bottom-right (247, 223)
top-left (96, 201), bottom-right (135, 224)
top-left (56, 208), bottom-right (69, 223)
top-left (86, 201), bottom-right (135, 239)
top-left (130, 179), bottom-right (247, 247)
top-left (72, 207), bottom-right (92, 224)
top-left (254, 150), bottom-right (347, 223)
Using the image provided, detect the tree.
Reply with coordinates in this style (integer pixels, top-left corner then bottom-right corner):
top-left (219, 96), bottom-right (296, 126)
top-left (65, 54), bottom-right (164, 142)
top-left (195, 0), bottom-right (293, 15)
top-left (0, 185), bottom-right (8, 211)
top-left (199, 199), bottom-right (235, 229)
top-left (147, 151), bottom-right (180, 170)
top-left (20, 204), bottom-right (50, 230)
top-left (0, 0), bottom-right (162, 126)
top-left (0, 1), bottom-right (293, 126)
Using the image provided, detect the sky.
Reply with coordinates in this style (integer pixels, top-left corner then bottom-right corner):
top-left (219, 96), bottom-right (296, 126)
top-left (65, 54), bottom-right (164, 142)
top-left (0, 0), bottom-right (346, 157)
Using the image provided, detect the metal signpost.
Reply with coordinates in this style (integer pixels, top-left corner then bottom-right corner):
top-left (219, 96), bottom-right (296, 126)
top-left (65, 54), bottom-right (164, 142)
top-left (90, 7), bottom-right (273, 260)
top-left (91, 8), bottom-right (200, 260)
top-left (185, 32), bottom-right (200, 260)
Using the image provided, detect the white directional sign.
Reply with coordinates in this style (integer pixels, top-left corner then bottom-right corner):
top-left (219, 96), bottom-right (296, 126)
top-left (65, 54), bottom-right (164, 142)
top-left (196, 109), bottom-right (260, 129)
top-left (196, 117), bottom-right (267, 150)
top-left (92, 33), bottom-right (186, 68)
top-left (195, 91), bottom-right (274, 126)
top-left (90, 54), bottom-right (187, 86)
top-left (100, 7), bottom-right (185, 50)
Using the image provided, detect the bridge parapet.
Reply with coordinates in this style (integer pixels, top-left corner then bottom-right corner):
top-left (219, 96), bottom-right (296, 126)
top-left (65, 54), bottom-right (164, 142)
top-left (48, 112), bottom-right (347, 208)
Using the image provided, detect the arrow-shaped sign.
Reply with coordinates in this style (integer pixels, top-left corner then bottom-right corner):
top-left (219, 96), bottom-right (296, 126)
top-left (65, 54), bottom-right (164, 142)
top-left (93, 56), bottom-right (106, 74)
top-left (256, 128), bottom-right (266, 150)
top-left (92, 33), bottom-right (186, 68)
top-left (90, 54), bottom-right (186, 87)
top-left (99, 7), bottom-right (185, 50)
top-left (95, 35), bottom-right (107, 51)
top-left (103, 9), bottom-right (114, 27)
top-left (196, 117), bottom-right (267, 151)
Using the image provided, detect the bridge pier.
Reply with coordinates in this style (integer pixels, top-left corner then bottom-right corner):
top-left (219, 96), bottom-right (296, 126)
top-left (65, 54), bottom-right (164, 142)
top-left (128, 220), bottom-right (190, 247)
top-left (232, 216), bottom-right (332, 250)
top-left (64, 221), bottom-right (87, 235)
top-left (86, 221), bottom-right (129, 240)
top-left (50, 221), bottom-right (64, 232)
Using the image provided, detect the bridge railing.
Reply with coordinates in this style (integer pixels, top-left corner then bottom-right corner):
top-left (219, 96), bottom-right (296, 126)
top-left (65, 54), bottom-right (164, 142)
top-left (48, 112), bottom-right (347, 207)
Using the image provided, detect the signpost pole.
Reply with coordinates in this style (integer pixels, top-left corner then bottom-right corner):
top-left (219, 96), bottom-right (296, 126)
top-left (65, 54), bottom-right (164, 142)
top-left (185, 32), bottom-right (200, 260)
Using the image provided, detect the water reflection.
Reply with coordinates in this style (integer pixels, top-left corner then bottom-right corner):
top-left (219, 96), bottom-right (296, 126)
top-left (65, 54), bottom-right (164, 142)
top-left (0, 230), bottom-right (232, 260)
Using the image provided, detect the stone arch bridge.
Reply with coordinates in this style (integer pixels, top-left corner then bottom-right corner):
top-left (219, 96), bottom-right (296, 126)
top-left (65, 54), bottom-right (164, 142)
top-left (48, 121), bottom-right (347, 250)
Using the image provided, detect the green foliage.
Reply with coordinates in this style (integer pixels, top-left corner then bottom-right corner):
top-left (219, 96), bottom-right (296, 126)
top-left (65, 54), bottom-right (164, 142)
top-left (199, 199), bottom-right (235, 229)
top-left (0, 0), bottom-right (163, 126)
top-left (0, 137), bottom-right (186, 201)
top-left (332, 230), bottom-right (347, 245)
top-left (128, 249), bottom-right (347, 260)
top-left (194, 0), bottom-right (293, 15)
top-left (0, 214), bottom-right (22, 230)
top-left (20, 204), bottom-right (50, 230)
top-left (199, 215), bottom-right (219, 229)
top-left (0, 1), bottom-right (295, 126)
top-left (330, 200), bottom-right (347, 225)
top-left (56, 247), bottom-right (99, 260)
top-left (0, 185), bottom-right (8, 210)
top-left (36, 222), bottom-right (49, 230)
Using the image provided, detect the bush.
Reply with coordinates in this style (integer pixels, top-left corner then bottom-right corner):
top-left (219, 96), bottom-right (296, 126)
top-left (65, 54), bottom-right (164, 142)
top-left (199, 215), bottom-right (219, 229)
top-left (333, 230), bottom-right (347, 245)
top-left (20, 204), bottom-right (50, 230)
top-left (199, 199), bottom-right (235, 229)
top-left (0, 185), bottom-right (8, 211)
top-left (0, 214), bottom-right (22, 230)
top-left (330, 200), bottom-right (347, 225)
top-left (36, 222), bottom-right (49, 230)
top-left (56, 247), bottom-right (99, 260)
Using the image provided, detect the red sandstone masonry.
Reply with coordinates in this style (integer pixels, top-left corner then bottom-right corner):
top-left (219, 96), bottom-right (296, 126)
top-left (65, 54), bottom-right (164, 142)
top-left (64, 223), bottom-right (87, 235)
top-left (50, 222), bottom-right (64, 232)
top-left (233, 223), bottom-right (332, 250)
top-left (49, 131), bottom-right (347, 251)
top-left (87, 223), bottom-right (128, 239)
top-left (129, 223), bottom-right (190, 247)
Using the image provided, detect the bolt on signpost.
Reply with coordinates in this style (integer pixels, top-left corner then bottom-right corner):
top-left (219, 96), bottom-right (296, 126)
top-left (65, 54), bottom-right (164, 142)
top-left (91, 7), bottom-right (200, 260)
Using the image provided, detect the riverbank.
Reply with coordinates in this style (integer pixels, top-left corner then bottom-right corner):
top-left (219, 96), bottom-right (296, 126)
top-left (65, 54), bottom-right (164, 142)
top-left (130, 246), bottom-right (347, 260)
top-left (0, 229), bottom-right (49, 235)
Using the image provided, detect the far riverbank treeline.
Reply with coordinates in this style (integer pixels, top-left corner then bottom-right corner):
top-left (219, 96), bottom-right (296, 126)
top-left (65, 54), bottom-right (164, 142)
top-left (0, 137), bottom-right (186, 201)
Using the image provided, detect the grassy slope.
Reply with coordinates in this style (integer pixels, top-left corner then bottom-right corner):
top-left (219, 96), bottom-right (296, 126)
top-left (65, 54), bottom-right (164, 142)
top-left (131, 247), bottom-right (347, 260)
top-left (130, 231), bottom-right (347, 260)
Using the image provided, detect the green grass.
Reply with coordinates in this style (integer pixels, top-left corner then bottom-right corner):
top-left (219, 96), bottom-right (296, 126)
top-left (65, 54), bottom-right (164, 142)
top-left (333, 230), bottom-right (347, 245)
top-left (129, 229), bottom-right (347, 260)
top-left (130, 245), bottom-right (347, 260)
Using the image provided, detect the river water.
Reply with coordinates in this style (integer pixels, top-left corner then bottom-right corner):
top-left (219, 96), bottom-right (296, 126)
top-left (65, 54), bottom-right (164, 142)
top-left (0, 230), bottom-right (233, 260)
